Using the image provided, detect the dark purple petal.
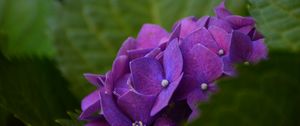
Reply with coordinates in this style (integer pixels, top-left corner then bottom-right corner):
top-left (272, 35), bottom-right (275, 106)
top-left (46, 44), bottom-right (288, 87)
top-left (222, 56), bottom-right (236, 76)
top-left (169, 23), bottom-right (181, 40)
top-left (208, 17), bottom-right (233, 33)
top-left (118, 91), bottom-right (156, 125)
top-left (208, 26), bottom-right (231, 55)
top-left (112, 56), bottom-right (129, 82)
top-left (136, 24), bottom-right (169, 49)
top-left (249, 28), bottom-right (264, 41)
top-left (79, 90), bottom-right (101, 120)
top-left (100, 90), bottom-right (131, 126)
top-left (85, 118), bottom-right (110, 126)
top-left (127, 48), bottom-right (153, 60)
top-left (84, 73), bottom-right (104, 87)
top-left (238, 25), bottom-right (254, 35)
top-left (225, 16), bottom-right (255, 29)
top-left (197, 16), bottom-right (210, 28)
top-left (151, 74), bottom-right (183, 116)
top-left (214, 1), bottom-right (232, 19)
top-left (229, 31), bottom-right (253, 63)
top-left (117, 37), bottom-right (136, 56)
top-left (164, 39), bottom-right (183, 81)
top-left (113, 74), bottom-right (131, 97)
top-left (249, 39), bottom-right (268, 63)
top-left (130, 57), bottom-right (163, 95)
top-left (178, 17), bottom-right (198, 38)
top-left (184, 28), bottom-right (219, 54)
top-left (184, 44), bottom-right (223, 83)
top-left (154, 117), bottom-right (176, 126)
top-left (174, 75), bottom-right (198, 100)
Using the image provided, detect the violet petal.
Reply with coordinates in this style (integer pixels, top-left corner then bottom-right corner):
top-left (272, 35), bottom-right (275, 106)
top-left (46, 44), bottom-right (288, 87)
top-left (130, 57), bottom-right (163, 95)
top-left (79, 89), bottom-right (101, 120)
top-left (164, 39), bottom-right (183, 81)
top-left (229, 31), bottom-right (253, 63)
top-left (137, 24), bottom-right (169, 49)
top-left (117, 37), bottom-right (136, 56)
top-left (214, 1), bottom-right (232, 19)
top-left (184, 44), bottom-right (223, 83)
top-left (100, 90), bottom-right (131, 126)
top-left (151, 74), bottom-right (183, 116)
top-left (249, 39), bottom-right (268, 63)
top-left (118, 90), bottom-right (156, 125)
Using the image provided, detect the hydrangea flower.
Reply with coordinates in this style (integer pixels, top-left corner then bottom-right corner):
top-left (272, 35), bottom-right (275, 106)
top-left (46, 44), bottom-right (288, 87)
top-left (79, 2), bottom-right (268, 126)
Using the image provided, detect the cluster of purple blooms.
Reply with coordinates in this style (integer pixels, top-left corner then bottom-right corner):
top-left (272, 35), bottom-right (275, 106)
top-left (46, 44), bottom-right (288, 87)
top-left (79, 2), bottom-right (268, 126)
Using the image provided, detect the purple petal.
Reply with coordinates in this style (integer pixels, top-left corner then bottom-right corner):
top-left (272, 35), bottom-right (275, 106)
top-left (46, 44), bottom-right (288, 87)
top-left (111, 55), bottom-right (129, 91)
top-left (151, 74), bottom-right (183, 116)
top-left (130, 57), bottom-right (163, 95)
top-left (153, 117), bottom-right (176, 126)
top-left (208, 17), bottom-right (233, 33)
top-left (184, 28), bottom-right (219, 54)
top-left (222, 56), bottom-right (237, 76)
top-left (188, 109), bottom-right (200, 122)
top-left (174, 75), bottom-right (198, 100)
top-left (208, 26), bottom-right (231, 55)
top-left (113, 74), bottom-right (131, 97)
top-left (85, 118), bottom-right (109, 126)
top-left (137, 24), bottom-right (169, 49)
top-left (169, 23), bottom-right (181, 40)
top-left (104, 71), bottom-right (113, 93)
top-left (79, 90), bottom-right (101, 120)
top-left (164, 39), bottom-right (183, 81)
top-left (238, 25), bottom-right (254, 35)
top-left (84, 73), bottom-right (104, 87)
top-left (127, 48), bottom-right (153, 60)
top-left (145, 48), bottom-right (162, 58)
top-left (214, 1), bottom-right (232, 19)
top-left (117, 37), bottom-right (136, 56)
top-left (229, 31), bottom-right (253, 63)
top-left (118, 91), bottom-right (156, 125)
top-left (225, 16), bottom-right (255, 29)
top-left (249, 39), bottom-right (268, 63)
top-left (249, 28), bottom-right (264, 41)
top-left (100, 90), bottom-right (131, 126)
top-left (196, 16), bottom-right (210, 28)
top-left (187, 83), bottom-right (218, 122)
top-left (184, 44), bottom-right (223, 83)
top-left (178, 17), bottom-right (198, 38)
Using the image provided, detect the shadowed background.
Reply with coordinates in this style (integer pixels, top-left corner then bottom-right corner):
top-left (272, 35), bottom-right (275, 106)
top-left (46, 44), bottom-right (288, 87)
top-left (0, 0), bottom-right (299, 125)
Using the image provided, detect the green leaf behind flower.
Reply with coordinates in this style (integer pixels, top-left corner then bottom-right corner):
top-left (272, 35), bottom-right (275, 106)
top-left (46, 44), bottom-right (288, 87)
top-left (249, 0), bottom-right (300, 51)
top-left (0, 0), bottom-right (55, 57)
top-left (0, 53), bottom-right (78, 126)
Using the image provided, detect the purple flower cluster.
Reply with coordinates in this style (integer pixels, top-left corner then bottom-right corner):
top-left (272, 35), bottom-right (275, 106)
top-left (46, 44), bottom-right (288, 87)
top-left (79, 2), bottom-right (268, 126)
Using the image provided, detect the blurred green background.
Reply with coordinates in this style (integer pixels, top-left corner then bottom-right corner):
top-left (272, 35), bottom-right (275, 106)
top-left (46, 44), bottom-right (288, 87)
top-left (0, 0), bottom-right (299, 125)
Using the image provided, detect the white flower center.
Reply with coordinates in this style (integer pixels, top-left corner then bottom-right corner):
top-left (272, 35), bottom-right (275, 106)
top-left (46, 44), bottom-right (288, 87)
top-left (132, 121), bottom-right (145, 126)
top-left (161, 79), bottom-right (169, 88)
top-left (201, 83), bottom-right (208, 90)
top-left (244, 61), bottom-right (250, 65)
top-left (218, 49), bottom-right (225, 56)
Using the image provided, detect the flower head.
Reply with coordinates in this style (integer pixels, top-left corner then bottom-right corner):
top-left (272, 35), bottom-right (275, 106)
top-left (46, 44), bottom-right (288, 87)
top-left (79, 1), bottom-right (268, 125)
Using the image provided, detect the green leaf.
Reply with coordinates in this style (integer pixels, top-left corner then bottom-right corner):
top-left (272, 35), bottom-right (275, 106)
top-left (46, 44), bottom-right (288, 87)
top-left (249, 0), bottom-right (300, 51)
top-left (190, 52), bottom-right (300, 126)
top-left (0, 0), bottom-right (54, 57)
top-left (56, 110), bottom-right (84, 126)
top-left (51, 0), bottom-right (248, 98)
top-left (0, 53), bottom-right (78, 126)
